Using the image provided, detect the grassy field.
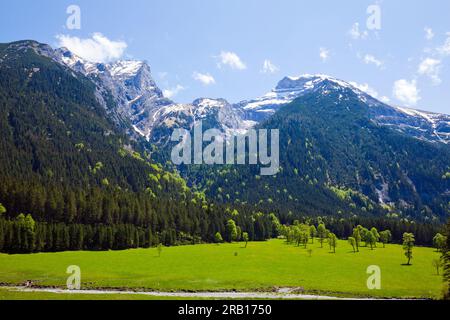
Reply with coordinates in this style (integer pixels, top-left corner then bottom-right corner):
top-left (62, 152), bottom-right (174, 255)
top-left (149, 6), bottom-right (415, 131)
top-left (0, 239), bottom-right (444, 299)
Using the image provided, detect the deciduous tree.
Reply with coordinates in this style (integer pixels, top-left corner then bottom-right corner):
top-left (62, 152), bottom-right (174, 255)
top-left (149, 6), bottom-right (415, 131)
top-left (328, 233), bottom-right (337, 253)
top-left (379, 230), bottom-right (392, 248)
top-left (366, 232), bottom-right (376, 250)
top-left (309, 225), bottom-right (317, 244)
top-left (157, 243), bottom-right (163, 257)
top-left (348, 237), bottom-right (357, 253)
top-left (370, 227), bottom-right (380, 247)
top-left (403, 233), bottom-right (415, 265)
top-left (443, 221), bottom-right (450, 299)
top-left (352, 227), bottom-right (361, 252)
top-left (226, 219), bottom-right (238, 243)
top-left (242, 232), bottom-right (249, 248)
top-left (433, 233), bottom-right (446, 253)
top-left (215, 232), bottom-right (223, 244)
top-left (432, 258), bottom-right (442, 275)
top-left (317, 223), bottom-right (327, 248)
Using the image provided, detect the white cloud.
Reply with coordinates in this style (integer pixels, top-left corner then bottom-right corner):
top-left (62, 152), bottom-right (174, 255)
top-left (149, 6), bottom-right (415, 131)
top-left (56, 33), bottom-right (127, 63)
top-left (424, 27), bottom-right (434, 41)
top-left (363, 54), bottom-right (383, 68)
top-left (348, 23), bottom-right (368, 40)
top-left (163, 85), bottom-right (185, 99)
top-left (380, 96), bottom-right (391, 104)
top-left (418, 58), bottom-right (442, 85)
top-left (437, 33), bottom-right (450, 56)
top-left (216, 51), bottom-right (247, 70)
top-left (349, 81), bottom-right (390, 103)
top-left (393, 79), bottom-right (421, 106)
top-left (261, 59), bottom-right (279, 74)
top-left (319, 47), bottom-right (330, 62)
top-left (192, 72), bottom-right (216, 85)
top-left (349, 81), bottom-right (379, 99)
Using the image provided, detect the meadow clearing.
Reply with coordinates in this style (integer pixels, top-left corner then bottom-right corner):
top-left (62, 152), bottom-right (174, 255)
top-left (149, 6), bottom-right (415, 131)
top-left (0, 239), bottom-right (444, 299)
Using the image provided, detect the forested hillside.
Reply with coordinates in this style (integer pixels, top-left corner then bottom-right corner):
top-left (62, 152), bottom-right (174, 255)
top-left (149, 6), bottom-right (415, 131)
top-left (187, 84), bottom-right (450, 222)
top-left (0, 41), bottom-right (275, 253)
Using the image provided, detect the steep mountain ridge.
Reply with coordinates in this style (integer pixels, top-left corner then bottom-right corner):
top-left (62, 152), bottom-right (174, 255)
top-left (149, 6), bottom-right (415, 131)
top-left (54, 47), bottom-right (173, 138)
top-left (238, 74), bottom-right (450, 144)
top-left (25, 41), bottom-right (447, 145)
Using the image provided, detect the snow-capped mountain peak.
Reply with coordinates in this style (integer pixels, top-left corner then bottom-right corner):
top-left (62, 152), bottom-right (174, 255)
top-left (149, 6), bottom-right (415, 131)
top-left (109, 60), bottom-right (145, 79)
top-left (238, 74), bottom-right (375, 122)
top-left (237, 74), bottom-right (449, 144)
top-left (57, 48), bottom-right (148, 82)
top-left (276, 74), bottom-right (353, 90)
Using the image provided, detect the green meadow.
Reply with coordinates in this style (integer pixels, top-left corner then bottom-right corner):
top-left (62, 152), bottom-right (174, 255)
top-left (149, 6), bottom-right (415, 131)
top-left (0, 239), bottom-right (444, 299)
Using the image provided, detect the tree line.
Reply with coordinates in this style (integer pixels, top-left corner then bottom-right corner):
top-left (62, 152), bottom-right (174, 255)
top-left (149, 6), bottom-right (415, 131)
top-left (278, 219), bottom-right (448, 266)
top-left (0, 201), bottom-right (277, 253)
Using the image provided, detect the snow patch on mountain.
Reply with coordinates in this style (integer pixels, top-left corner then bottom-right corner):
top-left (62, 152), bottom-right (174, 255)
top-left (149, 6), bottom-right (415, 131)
top-left (396, 106), bottom-right (442, 127)
top-left (109, 60), bottom-right (144, 78)
top-left (393, 106), bottom-right (450, 144)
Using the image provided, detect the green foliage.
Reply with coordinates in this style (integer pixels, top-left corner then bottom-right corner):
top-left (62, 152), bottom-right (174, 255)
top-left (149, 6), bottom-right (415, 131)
top-left (352, 227), bottom-right (362, 252)
top-left (91, 162), bottom-right (104, 174)
top-left (74, 143), bottom-right (85, 151)
top-left (444, 221), bottom-right (450, 299)
top-left (118, 148), bottom-right (127, 158)
top-left (433, 233), bottom-right (446, 252)
top-left (366, 231), bottom-right (377, 250)
top-left (380, 230), bottom-right (392, 248)
top-left (328, 232), bottom-right (337, 253)
top-left (242, 232), bottom-right (249, 248)
top-left (157, 243), bottom-right (163, 257)
top-left (132, 151), bottom-right (144, 162)
top-left (215, 232), bottom-right (223, 244)
top-left (370, 227), bottom-right (380, 247)
top-left (226, 219), bottom-right (238, 243)
top-left (432, 258), bottom-right (442, 275)
top-left (317, 223), bottom-right (327, 248)
top-left (348, 237), bottom-right (357, 252)
top-left (329, 186), bottom-right (351, 202)
top-left (403, 233), bottom-right (415, 265)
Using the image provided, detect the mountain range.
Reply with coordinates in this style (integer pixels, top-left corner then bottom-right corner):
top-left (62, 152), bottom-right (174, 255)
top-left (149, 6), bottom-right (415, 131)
top-left (1, 40), bottom-right (449, 223)
top-left (21, 40), bottom-right (448, 146)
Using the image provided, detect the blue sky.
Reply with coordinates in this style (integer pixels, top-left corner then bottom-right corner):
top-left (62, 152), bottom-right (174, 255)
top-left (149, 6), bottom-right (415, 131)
top-left (1, 0), bottom-right (449, 114)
